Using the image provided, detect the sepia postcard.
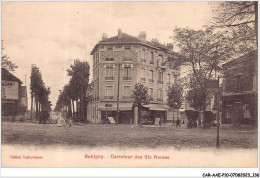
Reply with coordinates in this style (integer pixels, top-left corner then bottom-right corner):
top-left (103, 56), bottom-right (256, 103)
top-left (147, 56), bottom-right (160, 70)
top-left (1, 1), bottom-right (259, 175)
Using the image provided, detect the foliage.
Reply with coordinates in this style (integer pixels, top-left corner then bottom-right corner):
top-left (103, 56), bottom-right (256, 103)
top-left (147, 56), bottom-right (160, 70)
top-left (55, 59), bottom-right (90, 122)
top-left (30, 64), bottom-right (52, 120)
top-left (211, 1), bottom-right (257, 55)
top-left (185, 110), bottom-right (199, 128)
top-left (1, 55), bottom-right (18, 72)
top-left (67, 59), bottom-right (90, 97)
top-left (132, 83), bottom-right (149, 105)
top-left (167, 83), bottom-right (184, 109)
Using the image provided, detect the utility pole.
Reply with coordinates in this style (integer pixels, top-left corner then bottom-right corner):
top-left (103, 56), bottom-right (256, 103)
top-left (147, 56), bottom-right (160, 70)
top-left (216, 76), bottom-right (220, 148)
top-left (116, 63), bottom-right (121, 125)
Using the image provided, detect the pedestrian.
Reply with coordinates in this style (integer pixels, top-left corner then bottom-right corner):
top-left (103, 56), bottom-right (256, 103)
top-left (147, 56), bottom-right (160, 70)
top-left (176, 119), bottom-right (181, 128)
top-left (69, 118), bottom-right (72, 127)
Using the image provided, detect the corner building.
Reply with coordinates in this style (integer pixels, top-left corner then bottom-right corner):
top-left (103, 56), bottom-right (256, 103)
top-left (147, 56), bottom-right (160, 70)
top-left (89, 29), bottom-right (180, 124)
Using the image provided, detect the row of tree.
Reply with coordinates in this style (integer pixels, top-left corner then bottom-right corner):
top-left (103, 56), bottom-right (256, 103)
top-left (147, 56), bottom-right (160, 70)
top-left (30, 65), bottom-right (52, 123)
top-left (54, 59), bottom-right (90, 122)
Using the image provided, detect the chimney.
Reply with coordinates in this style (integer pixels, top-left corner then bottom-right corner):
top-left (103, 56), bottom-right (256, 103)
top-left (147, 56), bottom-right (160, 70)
top-left (151, 38), bottom-right (159, 44)
top-left (139, 31), bottom-right (146, 42)
top-left (166, 43), bottom-right (174, 51)
top-left (102, 33), bottom-right (108, 40)
top-left (118, 28), bottom-right (123, 39)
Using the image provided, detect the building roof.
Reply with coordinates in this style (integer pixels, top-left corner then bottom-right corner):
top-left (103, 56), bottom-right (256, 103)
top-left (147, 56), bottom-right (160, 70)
top-left (222, 50), bottom-right (257, 68)
top-left (1, 68), bottom-right (22, 84)
top-left (90, 31), bottom-right (175, 55)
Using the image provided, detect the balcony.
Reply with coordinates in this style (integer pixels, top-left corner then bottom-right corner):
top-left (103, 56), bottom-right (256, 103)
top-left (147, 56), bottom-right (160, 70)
top-left (141, 59), bottom-right (146, 63)
top-left (105, 77), bottom-right (114, 80)
top-left (123, 96), bottom-right (132, 99)
top-left (149, 79), bottom-right (154, 83)
top-left (158, 98), bottom-right (163, 102)
top-left (123, 77), bottom-right (132, 80)
top-left (157, 80), bottom-right (164, 84)
top-left (141, 78), bottom-right (146, 81)
top-left (105, 96), bottom-right (113, 99)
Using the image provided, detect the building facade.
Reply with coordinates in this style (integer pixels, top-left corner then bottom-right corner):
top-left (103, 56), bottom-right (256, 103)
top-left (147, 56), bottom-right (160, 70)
top-left (221, 50), bottom-right (257, 125)
top-left (1, 68), bottom-right (26, 117)
top-left (88, 29), bottom-right (180, 124)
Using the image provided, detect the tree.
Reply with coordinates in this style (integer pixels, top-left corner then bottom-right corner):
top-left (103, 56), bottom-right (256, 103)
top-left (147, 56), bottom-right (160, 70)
top-left (167, 83), bottom-right (184, 125)
top-left (1, 55), bottom-right (18, 72)
top-left (30, 64), bottom-right (51, 123)
top-left (211, 2), bottom-right (257, 54)
top-left (132, 83), bottom-right (149, 126)
top-left (172, 27), bottom-right (230, 126)
top-left (66, 59), bottom-right (90, 122)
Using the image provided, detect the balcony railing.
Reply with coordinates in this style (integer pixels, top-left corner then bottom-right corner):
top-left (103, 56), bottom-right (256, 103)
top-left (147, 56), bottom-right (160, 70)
top-left (105, 96), bottom-right (113, 99)
top-left (141, 78), bottom-right (146, 81)
top-left (105, 77), bottom-right (114, 80)
top-left (123, 77), bottom-right (132, 80)
top-left (157, 80), bottom-right (164, 84)
top-left (149, 79), bottom-right (154, 83)
top-left (158, 98), bottom-right (163, 102)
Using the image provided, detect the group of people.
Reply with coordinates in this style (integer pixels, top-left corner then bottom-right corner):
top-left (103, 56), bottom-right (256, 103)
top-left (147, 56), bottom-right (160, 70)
top-left (52, 113), bottom-right (72, 127)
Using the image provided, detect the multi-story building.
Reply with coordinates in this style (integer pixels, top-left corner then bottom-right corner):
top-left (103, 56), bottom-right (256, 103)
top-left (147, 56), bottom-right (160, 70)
top-left (88, 29), bottom-right (180, 124)
top-left (221, 50), bottom-right (257, 125)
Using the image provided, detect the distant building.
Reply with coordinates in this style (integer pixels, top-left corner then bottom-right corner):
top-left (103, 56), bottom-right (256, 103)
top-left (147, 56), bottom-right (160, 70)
top-left (88, 29), bottom-right (181, 124)
top-left (1, 68), bottom-right (27, 116)
top-left (221, 50), bottom-right (257, 125)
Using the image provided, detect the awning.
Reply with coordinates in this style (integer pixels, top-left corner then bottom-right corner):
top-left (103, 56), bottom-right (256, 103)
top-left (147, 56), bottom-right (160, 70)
top-left (142, 104), bottom-right (171, 111)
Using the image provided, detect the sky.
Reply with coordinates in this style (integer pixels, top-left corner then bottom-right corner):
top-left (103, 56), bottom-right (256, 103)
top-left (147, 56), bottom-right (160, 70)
top-left (2, 1), bottom-right (213, 109)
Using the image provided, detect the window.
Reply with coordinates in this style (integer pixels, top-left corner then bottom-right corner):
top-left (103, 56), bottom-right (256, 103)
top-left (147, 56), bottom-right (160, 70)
top-left (105, 86), bottom-right (113, 99)
top-left (96, 52), bottom-right (99, 63)
top-left (149, 88), bottom-right (153, 101)
top-left (236, 75), bottom-right (242, 92)
top-left (158, 89), bottom-right (163, 102)
top-left (150, 52), bottom-right (154, 64)
top-left (158, 72), bottom-right (163, 84)
top-left (141, 66), bottom-right (145, 81)
top-left (123, 46), bottom-right (132, 61)
top-left (123, 65), bottom-right (132, 80)
top-left (167, 74), bottom-right (171, 84)
top-left (105, 65), bottom-right (114, 80)
top-left (141, 49), bottom-right (145, 59)
top-left (106, 46), bottom-right (113, 61)
top-left (123, 86), bottom-right (131, 99)
top-left (173, 75), bottom-right (177, 84)
top-left (149, 70), bottom-right (154, 83)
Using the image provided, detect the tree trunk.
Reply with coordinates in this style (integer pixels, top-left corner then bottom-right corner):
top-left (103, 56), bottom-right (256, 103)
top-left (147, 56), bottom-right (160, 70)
top-left (72, 100), bottom-right (75, 120)
top-left (30, 92), bottom-right (34, 121)
top-left (68, 101), bottom-right (72, 119)
top-left (172, 106), bottom-right (175, 126)
top-left (138, 103), bottom-right (142, 127)
top-left (254, 1), bottom-right (258, 49)
top-left (35, 99), bottom-right (38, 122)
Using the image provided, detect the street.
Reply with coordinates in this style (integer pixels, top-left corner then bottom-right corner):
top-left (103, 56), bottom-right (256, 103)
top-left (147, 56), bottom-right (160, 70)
top-left (1, 121), bottom-right (257, 149)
